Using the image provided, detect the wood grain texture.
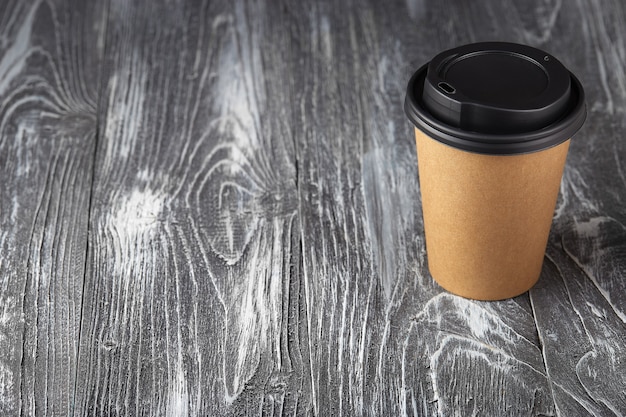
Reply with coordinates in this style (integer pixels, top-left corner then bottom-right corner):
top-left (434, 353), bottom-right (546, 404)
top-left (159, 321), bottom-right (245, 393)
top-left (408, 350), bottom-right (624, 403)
top-left (0, 0), bottom-right (103, 415)
top-left (0, 0), bottom-right (624, 416)
top-left (74, 1), bottom-right (302, 415)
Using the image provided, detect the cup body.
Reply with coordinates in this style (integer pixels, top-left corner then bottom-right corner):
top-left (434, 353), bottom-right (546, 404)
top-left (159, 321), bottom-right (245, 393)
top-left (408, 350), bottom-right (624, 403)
top-left (415, 128), bottom-right (569, 300)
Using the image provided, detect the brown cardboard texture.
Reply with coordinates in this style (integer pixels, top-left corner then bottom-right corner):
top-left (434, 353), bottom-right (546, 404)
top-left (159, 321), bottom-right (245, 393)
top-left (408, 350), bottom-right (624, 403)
top-left (415, 128), bottom-right (570, 300)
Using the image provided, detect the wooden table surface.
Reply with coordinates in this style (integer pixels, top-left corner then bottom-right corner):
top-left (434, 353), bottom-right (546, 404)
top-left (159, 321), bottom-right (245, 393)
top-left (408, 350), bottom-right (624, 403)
top-left (1, 0), bottom-right (625, 415)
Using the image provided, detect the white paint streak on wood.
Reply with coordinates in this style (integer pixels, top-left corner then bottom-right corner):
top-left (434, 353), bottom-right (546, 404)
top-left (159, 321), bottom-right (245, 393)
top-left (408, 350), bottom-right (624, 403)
top-left (402, 293), bottom-right (555, 416)
top-left (532, 249), bottom-right (626, 415)
top-left (521, 0), bottom-right (562, 44)
top-left (565, 216), bottom-right (626, 324)
top-left (0, 1), bottom-right (38, 97)
top-left (109, 188), bottom-right (163, 241)
top-left (166, 359), bottom-right (189, 417)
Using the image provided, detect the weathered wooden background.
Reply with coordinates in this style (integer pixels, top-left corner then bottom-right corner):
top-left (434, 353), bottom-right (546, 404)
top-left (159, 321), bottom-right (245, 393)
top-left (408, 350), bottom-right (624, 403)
top-left (1, 0), bottom-right (625, 415)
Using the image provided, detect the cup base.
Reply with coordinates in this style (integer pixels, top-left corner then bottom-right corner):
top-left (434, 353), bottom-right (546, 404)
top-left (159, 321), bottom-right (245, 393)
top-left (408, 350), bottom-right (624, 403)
top-left (428, 263), bottom-right (541, 301)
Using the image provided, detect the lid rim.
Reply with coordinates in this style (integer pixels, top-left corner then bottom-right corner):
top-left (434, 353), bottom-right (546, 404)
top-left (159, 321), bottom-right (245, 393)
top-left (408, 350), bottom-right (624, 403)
top-left (404, 60), bottom-right (587, 155)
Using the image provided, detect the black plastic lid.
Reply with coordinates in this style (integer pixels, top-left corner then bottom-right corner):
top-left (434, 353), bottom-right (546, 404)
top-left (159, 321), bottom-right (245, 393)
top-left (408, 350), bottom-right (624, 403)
top-left (404, 42), bottom-right (586, 154)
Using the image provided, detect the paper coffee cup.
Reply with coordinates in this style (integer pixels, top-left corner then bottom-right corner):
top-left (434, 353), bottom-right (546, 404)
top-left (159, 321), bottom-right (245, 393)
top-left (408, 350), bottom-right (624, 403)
top-left (404, 42), bottom-right (586, 300)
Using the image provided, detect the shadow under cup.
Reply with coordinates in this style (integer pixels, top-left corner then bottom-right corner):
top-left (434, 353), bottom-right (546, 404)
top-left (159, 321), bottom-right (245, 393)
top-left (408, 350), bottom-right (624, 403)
top-left (404, 42), bottom-right (587, 300)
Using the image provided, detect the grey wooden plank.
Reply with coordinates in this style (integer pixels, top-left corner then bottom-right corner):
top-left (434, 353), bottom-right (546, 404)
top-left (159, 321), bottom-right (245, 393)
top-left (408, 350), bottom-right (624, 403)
top-left (528, 0), bottom-right (626, 415)
top-left (0, 0), bottom-right (104, 415)
top-left (74, 1), bottom-right (302, 415)
top-left (292, 0), bottom-right (557, 415)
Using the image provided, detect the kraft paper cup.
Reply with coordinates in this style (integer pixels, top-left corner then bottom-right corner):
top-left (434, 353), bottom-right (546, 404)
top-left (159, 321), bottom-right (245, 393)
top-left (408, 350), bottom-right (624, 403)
top-left (404, 42), bottom-right (586, 300)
